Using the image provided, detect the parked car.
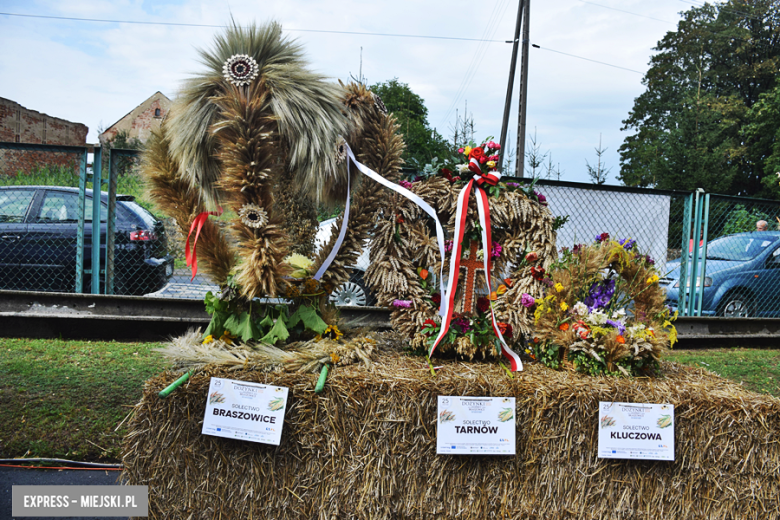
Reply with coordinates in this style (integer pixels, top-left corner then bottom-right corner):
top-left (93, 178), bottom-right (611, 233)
top-left (0, 186), bottom-right (174, 295)
top-left (661, 231), bottom-right (780, 317)
top-left (315, 218), bottom-right (376, 306)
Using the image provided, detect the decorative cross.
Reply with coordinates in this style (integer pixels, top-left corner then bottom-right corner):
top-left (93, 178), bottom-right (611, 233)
top-left (458, 240), bottom-right (487, 315)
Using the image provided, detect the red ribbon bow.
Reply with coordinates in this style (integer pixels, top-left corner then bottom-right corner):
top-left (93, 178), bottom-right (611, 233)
top-left (185, 208), bottom-right (223, 281)
top-left (469, 158), bottom-right (501, 186)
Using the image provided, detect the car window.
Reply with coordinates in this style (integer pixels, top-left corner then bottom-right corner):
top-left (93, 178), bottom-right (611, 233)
top-left (37, 192), bottom-right (107, 223)
top-left (120, 200), bottom-right (157, 228)
top-left (705, 234), bottom-right (778, 261)
top-left (0, 189), bottom-right (35, 223)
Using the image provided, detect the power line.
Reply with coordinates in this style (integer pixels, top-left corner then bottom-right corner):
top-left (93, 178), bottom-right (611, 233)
top-left (531, 44), bottom-right (644, 74)
top-left (578, 1), bottom-right (675, 24)
top-left (0, 11), bottom-right (509, 43)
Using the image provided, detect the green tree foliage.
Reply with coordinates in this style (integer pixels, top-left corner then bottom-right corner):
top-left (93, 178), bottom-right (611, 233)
top-left (369, 79), bottom-right (452, 167)
top-left (619, 0), bottom-right (780, 197)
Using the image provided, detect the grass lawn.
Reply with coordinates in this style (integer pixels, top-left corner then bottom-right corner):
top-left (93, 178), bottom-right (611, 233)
top-left (0, 339), bottom-right (778, 462)
top-left (665, 347), bottom-right (780, 397)
top-left (0, 338), bottom-right (168, 461)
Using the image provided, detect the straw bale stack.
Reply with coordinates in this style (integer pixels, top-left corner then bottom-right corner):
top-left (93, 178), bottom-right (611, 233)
top-left (123, 349), bottom-right (780, 520)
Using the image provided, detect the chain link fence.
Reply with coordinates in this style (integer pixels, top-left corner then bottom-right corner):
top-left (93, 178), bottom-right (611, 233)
top-left (4, 141), bottom-right (780, 316)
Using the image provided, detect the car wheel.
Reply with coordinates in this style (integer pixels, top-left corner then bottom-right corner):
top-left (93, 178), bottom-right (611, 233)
top-left (329, 272), bottom-right (375, 307)
top-left (719, 293), bottom-right (753, 318)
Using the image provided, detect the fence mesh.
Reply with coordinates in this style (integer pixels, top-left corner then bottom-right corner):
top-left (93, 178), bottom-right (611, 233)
top-left (3, 143), bottom-right (780, 316)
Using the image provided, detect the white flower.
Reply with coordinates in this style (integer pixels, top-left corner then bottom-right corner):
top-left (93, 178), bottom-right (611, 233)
top-left (457, 163), bottom-right (470, 173)
top-left (612, 308), bottom-right (626, 319)
top-left (586, 310), bottom-right (607, 326)
top-left (572, 302), bottom-right (588, 317)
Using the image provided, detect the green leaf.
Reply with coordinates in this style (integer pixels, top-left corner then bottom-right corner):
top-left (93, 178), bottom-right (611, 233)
top-left (297, 305), bottom-right (328, 335)
top-left (224, 312), bottom-right (261, 343)
top-left (286, 307), bottom-right (303, 329)
top-left (204, 310), bottom-right (229, 339)
top-left (259, 317), bottom-right (290, 345)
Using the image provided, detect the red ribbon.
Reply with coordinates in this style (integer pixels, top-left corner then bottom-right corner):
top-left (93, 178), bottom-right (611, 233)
top-left (185, 208), bottom-right (222, 281)
top-left (428, 166), bottom-right (521, 371)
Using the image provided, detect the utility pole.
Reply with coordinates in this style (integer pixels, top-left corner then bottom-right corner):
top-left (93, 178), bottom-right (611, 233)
top-left (515, 0), bottom-right (531, 177)
top-left (498, 0), bottom-right (525, 171)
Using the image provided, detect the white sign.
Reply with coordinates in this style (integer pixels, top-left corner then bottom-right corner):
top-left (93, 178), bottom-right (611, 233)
top-left (598, 402), bottom-right (674, 461)
top-left (436, 396), bottom-right (515, 455)
top-left (202, 377), bottom-right (289, 445)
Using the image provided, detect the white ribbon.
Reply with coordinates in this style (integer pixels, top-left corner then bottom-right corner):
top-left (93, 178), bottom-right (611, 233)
top-left (314, 142), bottom-right (448, 312)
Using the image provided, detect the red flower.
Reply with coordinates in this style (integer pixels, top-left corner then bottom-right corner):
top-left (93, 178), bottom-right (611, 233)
top-left (441, 168), bottom-right (456, 183)
top-left (504, 277), bottom-right (514, 288)
top-left (525, 252), bottom-right (538, 263)
top-left (530, 266), bottom-right (546, 281)
top-left (431, 293), bottom-right (441, 305)
top-left (422, 319), bottom-right (438, 336)
top-left (395, 214), bottom-right (404, 223)
top-left (498, 322), bottom-right (513, 340)
top-left (597, 232), bottom-right (610, 242)
top-left (468, 147), bottom-right (485, 161)
top-left (476, 297), bottom-right (490, 313)
top-left (559, 322), bottom-right (570, 331)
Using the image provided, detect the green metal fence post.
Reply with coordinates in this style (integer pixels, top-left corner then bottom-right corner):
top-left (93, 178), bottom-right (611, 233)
top-left (105, 149), bottom-right (118, 295)
top-left (695, 194), bottom-right (711, 316)
top-left (91, 146), bottom-right (102, 294)
top-left (679, 193), bottom-right (693, 315)
top-left (75, 149), bottom-right (89, 293)
top-left (687, 189), bottom-right (705, 316)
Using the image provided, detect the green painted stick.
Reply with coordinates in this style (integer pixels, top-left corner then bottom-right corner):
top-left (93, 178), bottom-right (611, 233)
top-left (158, 370), bottom-right (194, 398)
top-left (314, 364), bottom-right (330, 394)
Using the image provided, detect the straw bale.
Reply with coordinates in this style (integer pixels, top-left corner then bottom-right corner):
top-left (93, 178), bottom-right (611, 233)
top-left (123, 346), bottom-right (780, 520)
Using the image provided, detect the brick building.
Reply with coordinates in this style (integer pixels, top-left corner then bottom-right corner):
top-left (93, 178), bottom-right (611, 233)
top-left (0, 97), bottom-right (89, 175)
top-left (99, 92), bottom-right (171, 145)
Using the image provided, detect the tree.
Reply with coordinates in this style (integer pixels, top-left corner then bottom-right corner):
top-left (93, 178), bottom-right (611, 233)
top-left (369, 79), bottom-right (452, 167)
top-left (586, 134), bottom-right (611, 184)
top-left (619, 0), bottom-right (780, 197)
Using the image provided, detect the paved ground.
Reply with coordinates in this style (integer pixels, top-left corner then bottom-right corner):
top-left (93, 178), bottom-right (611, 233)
top-left (145, 269), bottom-right (218, 300)
top-left (0, 466), bottom-right (129, 519)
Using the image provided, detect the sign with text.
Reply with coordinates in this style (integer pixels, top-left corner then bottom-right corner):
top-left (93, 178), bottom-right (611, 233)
top-left (436, 396), bottom-right (515, 455)
top-left (598, 402), bottom-right (675, 461)
top-left (202, 377), bottom-right (289, 445)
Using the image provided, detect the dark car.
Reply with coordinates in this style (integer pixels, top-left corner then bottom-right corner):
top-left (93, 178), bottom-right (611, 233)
top-left (662, 231), bottom-right (780, 317)
top-left (0, 186), bottom-right (174, 295)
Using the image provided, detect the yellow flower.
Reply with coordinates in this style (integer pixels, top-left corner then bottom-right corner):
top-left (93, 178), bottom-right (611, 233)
top-left (554, 283), bottom-right (564, 293)
top-left (487, 160), bottom-right (496, 169)
top-left (464, 146), bottom-right (472, 155)
top-left (219, 330), bottom-right (235, 345)
top-left (646, 274), bottom-right (659, 285)
top-left (496, 284), bottom-right (507, 295)
top-left (560, 302), bottom-right (569, 311)
top-left (202, 335), bottom-right (214, 344)
top-left (317, 324), bottom-right (343, 342)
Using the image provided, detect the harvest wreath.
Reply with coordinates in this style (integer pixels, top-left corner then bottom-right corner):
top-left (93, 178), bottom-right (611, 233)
top-left (363, 140), bottom-right (561, 366)
top-left (529, 234), bottom-right (678, 376)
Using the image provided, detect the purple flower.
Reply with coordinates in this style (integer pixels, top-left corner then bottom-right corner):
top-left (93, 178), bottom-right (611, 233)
top-left (506, 182), bottom-right (520, 188)
top-left (399, 180), bottom-right (413, 189)
top-left (491, 241), bottom-right (502, 258)
top-left (585, 279), bottom-right (616, 311)
top-left (606, 319), bottom-right (626, 335)
top-left (521, 293), bottom-right (535, 308)
top-left (534, 191), bottom-right (548, 205)
top-left (572, 243), bottom-right (585, 254)
top-left (392, 299), bottom-right (412, 308)
top-left (452, 317), bottom-right (471, 333)
top-left (645, 255), bottom-right (655, 265)
top-left (445, 240), bottom-right (454, 253)
top-left (619, 238), bottom-right (636, 250)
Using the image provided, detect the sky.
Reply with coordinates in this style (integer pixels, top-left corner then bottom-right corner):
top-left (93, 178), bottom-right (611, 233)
top-left (0, 0), bottom-right (699, 185)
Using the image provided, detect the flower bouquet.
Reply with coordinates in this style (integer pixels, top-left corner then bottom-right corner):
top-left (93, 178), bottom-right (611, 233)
top-left (528, 234), bottom-right (677, 376)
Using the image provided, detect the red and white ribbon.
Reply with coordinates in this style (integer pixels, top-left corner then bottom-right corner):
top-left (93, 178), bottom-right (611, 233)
top-left (314, 142), bottom-right (448, 308)
top-left (428, 161), bottom-right (523, 372)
